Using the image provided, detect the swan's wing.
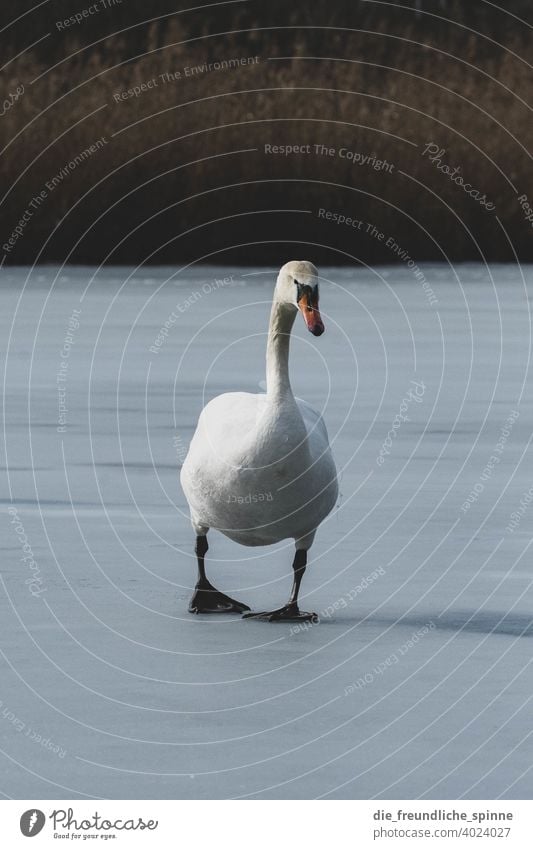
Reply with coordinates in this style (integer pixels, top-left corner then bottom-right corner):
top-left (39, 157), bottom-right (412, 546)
top-left (181, 392), bottom-right (263, 474)
top-left (180, 392), bottom-right (268, 524)
top-left (196, 392), bottom-right (265, 451)
top-left (295, 398), bottom-right (339, 516)
top-left (295, 397), bottom-right (330, 443)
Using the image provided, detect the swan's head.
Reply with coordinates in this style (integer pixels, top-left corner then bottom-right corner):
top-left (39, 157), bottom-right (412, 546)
top-left (275, 260), bottom-right (324, 336)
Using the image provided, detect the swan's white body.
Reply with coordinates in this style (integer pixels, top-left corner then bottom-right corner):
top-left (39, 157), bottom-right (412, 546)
top-left (181, 261), bottom-right (338, 552)
top-left (181, 391), bottom-right (337, 546)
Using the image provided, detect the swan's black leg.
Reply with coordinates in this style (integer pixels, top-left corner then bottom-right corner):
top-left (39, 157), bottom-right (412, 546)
top-left (288, 548), bottom-right (307, 608)
top-left (188, 535), bottom-right (251, 614)
top-left (195, 534), bottom-right (209, 583)
top-left (243, 548), bottom-right (318, 622)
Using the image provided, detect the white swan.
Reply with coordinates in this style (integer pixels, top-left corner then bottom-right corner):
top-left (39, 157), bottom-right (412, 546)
top-left (180, 261), bottom-right (338, 621)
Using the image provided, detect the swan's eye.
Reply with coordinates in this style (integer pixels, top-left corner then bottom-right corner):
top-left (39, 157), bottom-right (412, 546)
top-left (295, 281), bottom-right (318, 306)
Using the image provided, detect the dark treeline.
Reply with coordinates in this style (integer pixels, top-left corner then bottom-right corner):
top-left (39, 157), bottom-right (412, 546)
top-left (3, 1), bottom-right (532, 62)
top-left (1, 0), bottom-right (531, 266)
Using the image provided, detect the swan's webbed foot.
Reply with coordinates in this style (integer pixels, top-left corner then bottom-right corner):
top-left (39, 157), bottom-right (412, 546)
top-left (189, 583), bottom-right (251, 614)
top-left (243, 603), bottom-right (318, 623)
top-left (189, 534), bottom-right (250, 614)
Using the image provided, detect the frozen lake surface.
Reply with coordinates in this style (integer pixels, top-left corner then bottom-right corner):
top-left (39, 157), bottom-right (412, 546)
top-left (1, 262), bottom-right (533, 799)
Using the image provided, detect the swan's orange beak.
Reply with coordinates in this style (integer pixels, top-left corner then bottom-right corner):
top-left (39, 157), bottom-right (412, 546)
top-left (298, 288), bottom-right (324, 336)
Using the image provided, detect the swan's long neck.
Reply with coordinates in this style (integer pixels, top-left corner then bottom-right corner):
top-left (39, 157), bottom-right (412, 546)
top-left (266, 300), bottom-right (297, 401)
